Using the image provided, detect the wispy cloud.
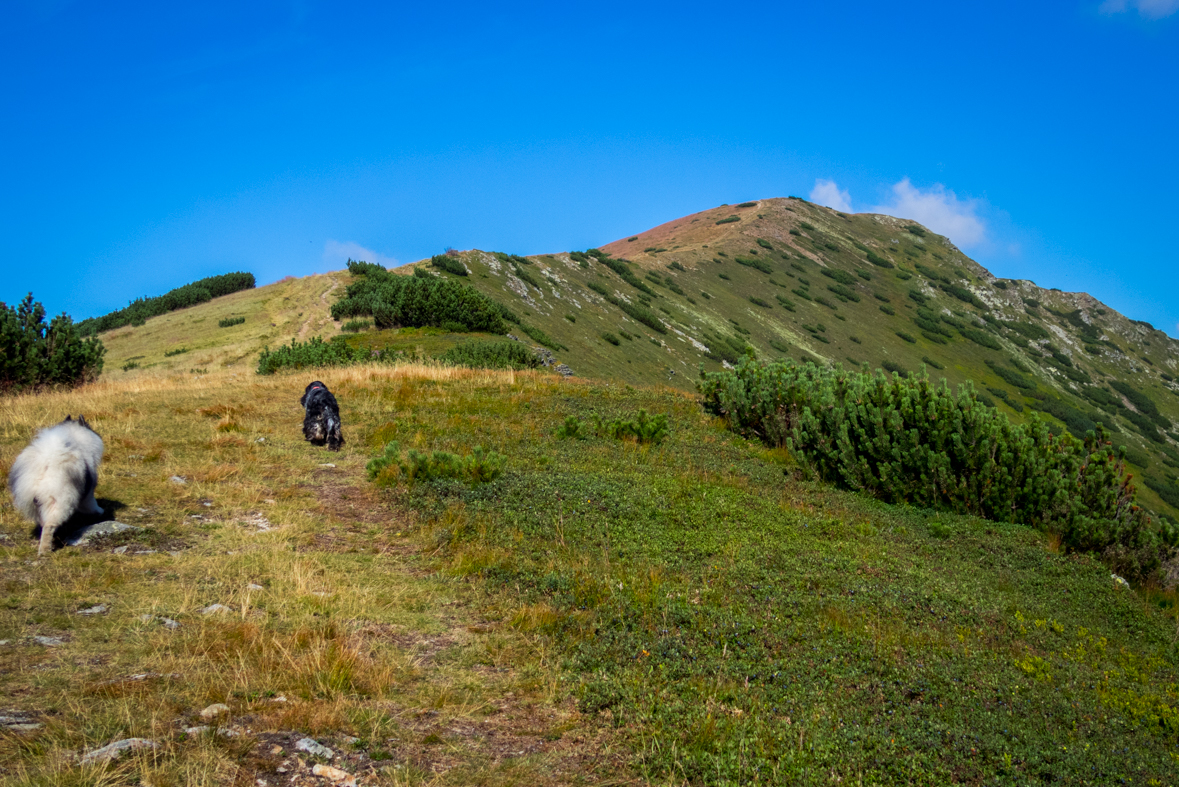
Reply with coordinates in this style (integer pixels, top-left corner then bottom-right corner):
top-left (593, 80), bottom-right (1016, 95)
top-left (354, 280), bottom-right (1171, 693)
top-left (809, 179), bottom-right (853, 213)
top-left (1099, 0), bottom-right (1179, 19)
top-left (322, 239), bottom-right (397, 269)
top-left (870, 178), bottom-right (987, 248)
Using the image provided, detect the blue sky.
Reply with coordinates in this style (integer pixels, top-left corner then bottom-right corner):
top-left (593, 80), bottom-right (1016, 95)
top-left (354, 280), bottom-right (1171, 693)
top-left (2, 1), bottom-right (1177, 337)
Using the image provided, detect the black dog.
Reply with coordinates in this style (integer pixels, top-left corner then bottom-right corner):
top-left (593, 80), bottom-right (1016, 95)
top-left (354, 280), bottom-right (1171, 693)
top-left (300, 381), bottom-right (344, 451)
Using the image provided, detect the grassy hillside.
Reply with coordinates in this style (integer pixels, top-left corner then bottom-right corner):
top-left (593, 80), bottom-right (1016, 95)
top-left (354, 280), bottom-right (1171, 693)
top-left (334, 198), bottom-right (1177, 523)
top-left (2, 364), bottom-right (1178, 784)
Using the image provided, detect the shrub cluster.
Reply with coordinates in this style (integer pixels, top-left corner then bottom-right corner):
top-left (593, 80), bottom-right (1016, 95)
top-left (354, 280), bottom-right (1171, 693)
top-left (218, 316), bottom-right (246, 328)
top-left (865, 251), bottom-right (894, 268)
top-left (430, 254), bottom-right (468, 276)
top-left (331, 263), bottom-right (506, 333)
top-left (0, 294), bottom-right (105, 391)
top-left (585, 281), bottom-right (666, 334)
top-left (557, 410), bottom-right (669, 445)
top-left (438, 340), bottom-right (541, 370)
top-left (367, 441), bottom-right (504, 486)
top-left (698, 357), bottom-right (1176, 580)
top-left (77, 272), bottom-right (255, 334)
top-left (256, 336), bottom-right (369, 375)
top-left (735, 256), bottom-right (773, 274)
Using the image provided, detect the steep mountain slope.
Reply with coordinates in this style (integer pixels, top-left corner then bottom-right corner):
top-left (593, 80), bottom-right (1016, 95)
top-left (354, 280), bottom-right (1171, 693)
top-left (388, 197), bottom-right (1179, 520)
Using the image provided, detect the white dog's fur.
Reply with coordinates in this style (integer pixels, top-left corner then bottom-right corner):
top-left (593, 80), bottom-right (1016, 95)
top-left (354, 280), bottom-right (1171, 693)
top-left (7, 416), bottom-right (105, 556)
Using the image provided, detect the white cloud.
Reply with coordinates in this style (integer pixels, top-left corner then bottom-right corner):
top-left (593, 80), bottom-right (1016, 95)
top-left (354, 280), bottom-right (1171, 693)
top-left (1100, 0), bottom-right (1179, 18)
top-left (809, 179), bottom-right (853, 213)
top-left (870, 178), bottom-right (987, 248)
top-left (322, 239), bottom-right (397, 270)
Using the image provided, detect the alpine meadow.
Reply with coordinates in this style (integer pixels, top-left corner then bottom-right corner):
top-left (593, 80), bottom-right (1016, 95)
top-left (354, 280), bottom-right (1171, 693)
top-left (3, 197), bottom-right (1179, 786)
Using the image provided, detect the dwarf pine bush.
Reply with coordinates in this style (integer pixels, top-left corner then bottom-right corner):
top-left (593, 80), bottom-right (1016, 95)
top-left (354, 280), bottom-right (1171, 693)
top-left (439, 339), bottom-right (541, 370)
top-left (698, 357), bottom-right (1176, 579)
top-left (332, 262), bottom-right (507, 333)
top-left (0, 295), bottom-right (105, 391)
top-left (256, 336), bottom-right (369, 374)
top-left (366, 441), bottom-right (504, 486)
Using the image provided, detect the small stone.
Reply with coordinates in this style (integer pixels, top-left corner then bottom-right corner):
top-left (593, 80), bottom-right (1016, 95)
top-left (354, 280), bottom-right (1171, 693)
top-left (170, 476), bottom-right (187, 484)
top-left (199, 604), bottom-right (233, 615)
top-left (270, 695), bottom-right (287, 703)
top-left (269, 745), bottom-right (283, 755)
top-left (294, 737), bottom-right (334, 758)
top-left (319, 463), bottom-right (336, 468)
top-left (184, 725), bottom-right (210, 735)
top-left (112, 546), bottom-right (129, 554)
top-left (80, 737), bottom-right (157, 764)
top-left (247, 583), bottom-right (264, 591)
top-left (161, 617), bottom-right (180, 629)
top-left (77, 604), bottom-right (109, 615)
top-left (255, 437), bottom-right (265, 443)
top-left (312, 764), bottom-right (356, 786)
top-left (32, 635), bottom-right (64, 647)
top-left (7, 722), bottom-right (42, 731)
top-left (202, 501), bottom-right (212, 507)
top-left (199, 702), bottom-right (230, 720)
top-left (63, 520), bottom-right (142, 547)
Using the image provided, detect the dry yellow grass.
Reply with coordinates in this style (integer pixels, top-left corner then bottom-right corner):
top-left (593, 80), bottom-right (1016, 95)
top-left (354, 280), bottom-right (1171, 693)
top-left (0, 364), bottom-right (631, 786)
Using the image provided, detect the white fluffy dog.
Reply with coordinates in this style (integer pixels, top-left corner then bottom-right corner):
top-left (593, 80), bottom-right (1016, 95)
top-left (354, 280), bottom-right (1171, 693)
top-left (7, 416), bottom-right (105, 556)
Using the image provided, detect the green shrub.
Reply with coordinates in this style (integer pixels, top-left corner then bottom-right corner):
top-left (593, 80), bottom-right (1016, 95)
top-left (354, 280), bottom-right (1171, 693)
top-left (756, 238), bottom-right (773, 250)
top-left (855, 270), bottom-right (872, 281)
top-left (585, 281), bottom-right (666, 333)
top-left (737, 201), bottom-right (758, 208)
top-left (821, 269), bottom-right (856, 286)
top-left (0, 294), bottom-right (105, 391)
top-left (600, 409), bottom-right (670, 445)
top-left (1022, 297), bottom-right (1040, 308)
top-left (908, 289), bottom-right (928, 306)
top-left (77, 272), bottom-right (255, 335)
top-left (595, 255), bottom-right (657, 296)
top-left (789, 229), bottom-right (802, 237)
top-left (564, 314), bottom-right (576, 323)
top-left (905, 225), bottom-right (926, 237)
top-left (699, 358), bottom-right (1176, 579)
top-left (993, 280), bottom-right (1008, 290)
top-left (518, 323), bottom-right (567, 352)
top-left (618, 330), bottom-right (634, 341)
top-left (896, 331), bottom-right (917, 344)
top-left (815, 296), bottom-right (837, 310)
top-left (866, 251), bottom-right (894, 268)
top-left (959, 327), bottom-right (1002, 350)
top-left (556, 415), bottom-right (587, 440)
top-left (881, 360), bottom-right (909, 377)
top-left (775, 295), bottom-right (796, 311)
top-left (718, 273), bottom-right (731, 281)
top-left (1109, 381), bottom-right (1169, 427)
top-left (602, 332), bottom-right (621, 346)
top-left (218, 316), bottom-right (246, 328)
top-left (164, 347), bottom-right (188, 357)
top-left (735, 256), bottom-right (773, 274)
top-left (748, 297), bottom-right (772, 309)
top-left (700, 291), bottom-right (712, 299)
top-left (331, 263), bottom-right (507, 333)
top-left (627, 237), bottom-right (637, 242)
top-left (257, 336), bottom-right (373, 374)
top-left (922, 356), bottom-right (944, 370)
top-left (367, 441), bottom-right (504, 486)
top-left (879, 304), bottom-right (895, 315)
top-left (826, 284), bottom-right (860, 302)
top-left (939, 283), bottom-right (989, 310)
top-left (439, 340), bottom-right (541, 370)
top-left (769, 339), bottom-right (792, 354)
top-left (985, 360), bottom-right (1036, 389)
top-left (800, 222), bottom-right (816, 231)
top-left (716, 216), bottom-right (740, 225)
top-left (667, 261), bottom-right (686, 272)
top-left (121, 360), bottom-right (139, 372)
top-left (430, 254), bottom-right (468, 276)
top-left (792, 288), bottom-right (811, 301)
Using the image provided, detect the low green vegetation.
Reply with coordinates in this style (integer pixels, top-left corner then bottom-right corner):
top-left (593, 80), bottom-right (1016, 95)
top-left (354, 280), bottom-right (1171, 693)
top-left (699, 356), bottom-right (1176, 580)
top-left (218, 315), bottom-right (246, 328)
top-left (256, 335), bottom-right (370, 374)
top-left (439, 339), bottom-right (541, 370)
top-left (430, 253), bottom-right (469, 276)
top-left (332, 259), bottom-right (507, 332)
top-left (0, 294), bottom-right (105, 390)
top-left (367, 441), bottom-right (505, 486)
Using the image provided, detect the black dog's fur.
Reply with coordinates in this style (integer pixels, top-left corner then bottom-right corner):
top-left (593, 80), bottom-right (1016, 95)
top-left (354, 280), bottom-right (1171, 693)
top-left (300, 381), bottom-right (344, 451)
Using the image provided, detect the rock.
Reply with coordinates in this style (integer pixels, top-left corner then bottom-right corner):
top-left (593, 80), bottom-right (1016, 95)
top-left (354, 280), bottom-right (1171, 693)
top-left (170, 475), bottom-right (187, 484)
top-left (77, 604), bottom-right (109, 615)
top-left (32, 635), bottom-right (64, 647)
top-left (1, 712), bottom-right (41, 732)
top-left (6, 722), bottom-right (41, 731)
top-left (319, 463), bottom-right (336, 468)
top-left (247, 583), bottom-right (264, 591)
top-left (199, 604), bottom-right (233, 615)
top-left (312, 764), bottom-right (357, 786)
top-left (199, 702), bottom-right (230, 720)
top-left (80, 737), bottom-right (157, 764)
top-left (62, 520), bottom-right (142, 547)
top-left (555, 363), bottom-right (573, 377)
top-left (294, 737), bottom-right (334, 758)
top-left (1112, 573), bottom-right (1130, 588)
top-left (184, 725), bottom-right (209, 735)
top-left (161, 617), bottom-right (180, 629)
top-left (113, 546), bottom-right (129, 555)
top-left (255, 437), bottom-right (266, 443)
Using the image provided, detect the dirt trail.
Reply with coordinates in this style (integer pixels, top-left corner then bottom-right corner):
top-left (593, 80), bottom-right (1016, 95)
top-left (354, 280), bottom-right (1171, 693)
top-left (297, 276), bottom-right (341, 341)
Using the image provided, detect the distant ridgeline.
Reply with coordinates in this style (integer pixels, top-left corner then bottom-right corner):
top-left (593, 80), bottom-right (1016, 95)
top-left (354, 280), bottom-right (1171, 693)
top-left (77, 272), bottom-right (256, 335)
